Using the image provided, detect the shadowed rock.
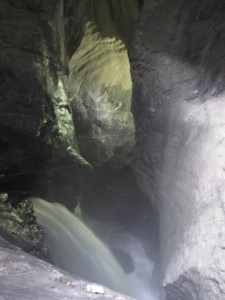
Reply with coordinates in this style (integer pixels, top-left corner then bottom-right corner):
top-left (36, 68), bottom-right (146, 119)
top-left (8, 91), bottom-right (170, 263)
top-left (129, 0), bottom-right (225, 299)
top-left (0, 0), bottom-right (93, 204)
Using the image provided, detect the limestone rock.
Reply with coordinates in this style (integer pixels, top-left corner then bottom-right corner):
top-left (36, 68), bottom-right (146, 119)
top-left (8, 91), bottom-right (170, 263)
top-left (0, 193), bottom-right (47, 257)
top-left (68, 3), bottom-right (138, 168)
top-left (129, 0), bottom-right (225, 299)
top-left (67, 1), bottom-right (140, 234)
top-left (0, 236), bottom-right (134, 300)
top-left (90, 0), bottom-right (139, 45)
top-left (0, 0), bottom-right (93, 205)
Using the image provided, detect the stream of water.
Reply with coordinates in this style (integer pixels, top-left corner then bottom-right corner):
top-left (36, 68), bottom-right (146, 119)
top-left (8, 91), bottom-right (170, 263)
top-left (33, 198), bottom-right (156, 299)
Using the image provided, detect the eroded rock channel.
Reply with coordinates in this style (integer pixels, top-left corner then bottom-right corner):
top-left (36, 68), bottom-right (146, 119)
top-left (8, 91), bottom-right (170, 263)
top-left (0, 0), bottom-right (225, 299)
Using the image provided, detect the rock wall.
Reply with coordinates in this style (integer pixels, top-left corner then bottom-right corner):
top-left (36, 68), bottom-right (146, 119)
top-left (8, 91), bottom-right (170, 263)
top-left (68, 0), bottom-right (141, 221)
top-left (0, 0), bottom-right (92, 250)
top-left (3, 1), bottom-right (225, 298)
top-left (0, 0), bottom-right (142, 258)
top-left (69, 21), bottom-right (135, 169)
top-left (0, 0), bottom-right (93, 200)
top-left (129, 0), bottom-right (225, 299)
top-left (68, 0), bottom-right (139, 169)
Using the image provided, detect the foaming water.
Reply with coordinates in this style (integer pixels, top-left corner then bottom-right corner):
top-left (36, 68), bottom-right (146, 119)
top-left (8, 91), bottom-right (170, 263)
top-left (33, 198), bottom-right (131, 295)
top-left (33, 198), bottom-right (157, 299)
top-left (86, 219), bottom-right (157, 300)
top-left (109, 229), bottom-right (156, 300)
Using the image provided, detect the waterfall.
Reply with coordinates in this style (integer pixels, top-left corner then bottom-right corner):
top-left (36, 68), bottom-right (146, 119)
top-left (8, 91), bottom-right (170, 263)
top-left (32, 198), bottom-right (157, 299)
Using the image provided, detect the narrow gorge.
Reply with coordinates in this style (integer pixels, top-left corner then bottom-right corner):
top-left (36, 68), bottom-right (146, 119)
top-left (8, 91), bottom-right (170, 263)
top-left (0, 1), bottom-right (225, 299)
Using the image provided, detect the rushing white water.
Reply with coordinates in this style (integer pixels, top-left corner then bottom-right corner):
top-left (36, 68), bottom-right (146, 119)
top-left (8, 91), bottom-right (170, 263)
top-left (86, 219), bottom-right (157, 300)
top-left (32, 198), bottom-right (132, 296)
top-left (32, 198), bottom-right (157, 299)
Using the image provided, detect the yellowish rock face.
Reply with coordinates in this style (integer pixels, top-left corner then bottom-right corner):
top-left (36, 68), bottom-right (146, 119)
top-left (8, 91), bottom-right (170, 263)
top-left (68, 19), bottom-right (135, 167)
top-left (69, 21), bottom-right (132, 93)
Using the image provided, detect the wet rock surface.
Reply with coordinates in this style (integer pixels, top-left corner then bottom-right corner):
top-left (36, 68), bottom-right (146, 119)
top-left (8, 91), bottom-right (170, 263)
top-left (68, 17), bottom-right (136, 169)
top-left (0, 193), bottom-right (47, 257)
top-left (0, 0), bottom-right (92, 203)
top-left (0, 0), bottom-right (94, 256)
top-left (129, 0), bottom-right (225, 299)
top-left (68, 1), bottom-right (140, 237)
top-left (0, 236), bottom-right (134, 300)
top-left (1, 0), bottom-right (225, 299)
